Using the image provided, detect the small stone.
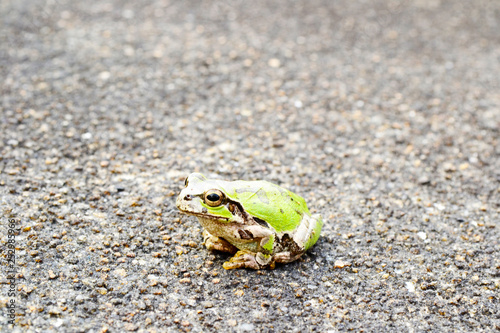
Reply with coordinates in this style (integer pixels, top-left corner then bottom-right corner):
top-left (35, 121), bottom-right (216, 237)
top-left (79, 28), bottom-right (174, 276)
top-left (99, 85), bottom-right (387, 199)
top-left (48, 270), bottom-right (57, 279)
top-left (202, 301), bottom-right (214, 308)
top-left (6, 169), bottom-right (19, 175)
top-left (123, 323), bottom-right (137, 331)
top-left (240, 109), bottom-right (253, 117)
top-left (113, 269), bottom-right (127, 277)
top-left (268, 58), bottom-right (281, 68)
top-left (418, 176), bottom-right (431, 185)
top-left (417, 232), bottom-right (427, 240)
top-left (459, 163), bottom-right (469, 170)
top-left (218, 141), bottom-right (236, 152)
top-left (98, 71), bottom-right (111, 80)
top-left (97, 288), bottom-right (107, 295)
top-left (420, 281), bottom-right (437, 290)
top-left (238, 323), bottom-right (255, 331)
top-left (443, 162), bottom-right (456, 172)
top-left (48, 306), bottom-right (61, 315)
top-left (45, 157), bottom-right (59, 165)
top-left (334, 260), bottom-right (351, 268)
top-left (405, 282), bottom-right (415, 293)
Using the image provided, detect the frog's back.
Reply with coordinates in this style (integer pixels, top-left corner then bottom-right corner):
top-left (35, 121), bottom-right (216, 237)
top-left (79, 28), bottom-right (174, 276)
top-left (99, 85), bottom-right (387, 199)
top-left (223, 180), bottom-right (310, 233)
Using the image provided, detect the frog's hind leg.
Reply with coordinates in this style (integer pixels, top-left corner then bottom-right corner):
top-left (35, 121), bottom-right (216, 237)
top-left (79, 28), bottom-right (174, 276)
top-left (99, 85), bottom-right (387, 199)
top-left (274, 251), bottom-right (303, 264)
top-left (223, 251), bottom-right (274, 270)
top-left (203, 230), bottom-right (238, 254)
top-left (293, 213), bottom-right (323, 251)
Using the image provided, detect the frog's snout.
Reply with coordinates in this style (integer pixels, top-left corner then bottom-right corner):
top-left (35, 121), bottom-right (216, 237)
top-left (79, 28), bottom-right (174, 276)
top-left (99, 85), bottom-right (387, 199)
top-left (175, 194), bottom-right (183, 208)
top-left (176, 189), bottom-right (194, 211)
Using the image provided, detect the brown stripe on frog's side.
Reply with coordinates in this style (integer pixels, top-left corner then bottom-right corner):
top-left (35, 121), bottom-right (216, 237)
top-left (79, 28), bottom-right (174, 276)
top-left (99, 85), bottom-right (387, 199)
top-left (253, 217), bottom-right (270, 228)
top-left (279, 233), bottom-right (302, 255)
top-left (224, 199), bottom-right (259, 226)
top-left (226, 200), bottom-right (247, 220)
top-left (235, 187), bottom-right (269, 204)
top-left (237, 229), bottom-right (254, 239)
top-left (227, 203), bottom-right (237, 214)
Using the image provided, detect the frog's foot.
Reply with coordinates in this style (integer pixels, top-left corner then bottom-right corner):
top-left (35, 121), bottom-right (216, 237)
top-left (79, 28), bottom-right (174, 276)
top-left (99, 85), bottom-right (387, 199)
top-left (203, 230), bottom-right (238, 254)
top-left (274, 251), bottom-right (303, 264)
top-left (223, 251), bottom-right (275, 270)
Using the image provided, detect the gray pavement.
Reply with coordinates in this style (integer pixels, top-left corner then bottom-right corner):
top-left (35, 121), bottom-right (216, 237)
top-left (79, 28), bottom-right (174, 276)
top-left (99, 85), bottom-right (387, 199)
top-left (1, 0), bottom-right (499, 332)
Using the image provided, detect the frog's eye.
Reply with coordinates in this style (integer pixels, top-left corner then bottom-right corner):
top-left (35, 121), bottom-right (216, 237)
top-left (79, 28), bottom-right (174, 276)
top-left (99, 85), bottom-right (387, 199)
top-left (204, 189), bottom-right (224, 207)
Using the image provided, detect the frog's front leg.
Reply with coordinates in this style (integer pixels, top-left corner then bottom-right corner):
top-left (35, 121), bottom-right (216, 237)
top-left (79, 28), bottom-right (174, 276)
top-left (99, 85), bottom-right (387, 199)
top-left (203, 230), bottom-right (238, 254)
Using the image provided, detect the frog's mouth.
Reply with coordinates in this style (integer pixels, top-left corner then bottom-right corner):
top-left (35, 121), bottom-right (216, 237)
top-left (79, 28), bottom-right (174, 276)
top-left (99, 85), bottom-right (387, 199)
top-left (178, 210), bottom-right (231, 222)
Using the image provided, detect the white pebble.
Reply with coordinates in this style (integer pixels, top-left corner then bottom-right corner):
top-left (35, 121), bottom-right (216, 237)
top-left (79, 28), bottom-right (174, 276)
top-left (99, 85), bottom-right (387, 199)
top-left (82, 132), bottom-right (92, 140)
top-left (405, 281), bottom-right (415, 293)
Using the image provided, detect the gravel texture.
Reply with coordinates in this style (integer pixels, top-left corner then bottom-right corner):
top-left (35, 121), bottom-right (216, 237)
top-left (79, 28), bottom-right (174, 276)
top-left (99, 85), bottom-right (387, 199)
top-left (1, 0), bottom-right (499, 332)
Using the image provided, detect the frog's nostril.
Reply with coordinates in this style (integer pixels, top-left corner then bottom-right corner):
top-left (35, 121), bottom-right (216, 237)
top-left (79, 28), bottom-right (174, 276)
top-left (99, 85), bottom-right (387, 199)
top-left (185, 194), bottom-right (192, 200)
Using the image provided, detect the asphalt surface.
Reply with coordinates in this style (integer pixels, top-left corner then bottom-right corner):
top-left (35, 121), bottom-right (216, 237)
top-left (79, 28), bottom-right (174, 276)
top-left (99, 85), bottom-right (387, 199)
top-left (1, 0), bottom-right (499, 332)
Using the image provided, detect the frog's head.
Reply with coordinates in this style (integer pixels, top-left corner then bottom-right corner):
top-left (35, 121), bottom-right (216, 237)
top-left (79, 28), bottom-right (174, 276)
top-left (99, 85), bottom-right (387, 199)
top-left (176, 173), bottom-right (239, 222)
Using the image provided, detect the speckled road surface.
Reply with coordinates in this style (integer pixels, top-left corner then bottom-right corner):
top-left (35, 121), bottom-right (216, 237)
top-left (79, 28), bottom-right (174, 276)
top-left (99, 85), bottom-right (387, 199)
top-left (1, 0), bottom-right (499, 332)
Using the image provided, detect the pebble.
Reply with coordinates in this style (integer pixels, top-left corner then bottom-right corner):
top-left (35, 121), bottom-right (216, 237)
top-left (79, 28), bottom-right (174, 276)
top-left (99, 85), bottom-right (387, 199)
top-left (239, 323), bottom-right (255, 331)
top-left (268, 58), bottom-right (281, 68)
top-left (334, 260), bottom-right (352, 268)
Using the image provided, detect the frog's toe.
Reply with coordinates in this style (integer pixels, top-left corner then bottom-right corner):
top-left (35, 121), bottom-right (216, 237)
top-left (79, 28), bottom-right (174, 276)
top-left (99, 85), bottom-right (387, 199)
top-left (223, 250), bottom-right (272, 270)
top-left (274, 251), bottom-right (303, 264)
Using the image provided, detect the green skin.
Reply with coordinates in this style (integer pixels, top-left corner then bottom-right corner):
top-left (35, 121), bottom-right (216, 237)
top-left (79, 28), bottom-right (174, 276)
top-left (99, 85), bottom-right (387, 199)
top-left (176, 173), bottom-right (323, 269)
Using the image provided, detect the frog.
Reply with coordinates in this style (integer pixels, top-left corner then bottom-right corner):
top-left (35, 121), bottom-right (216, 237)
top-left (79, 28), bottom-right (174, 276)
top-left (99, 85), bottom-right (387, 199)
top-left (176, 173), bottom-right (323, 269)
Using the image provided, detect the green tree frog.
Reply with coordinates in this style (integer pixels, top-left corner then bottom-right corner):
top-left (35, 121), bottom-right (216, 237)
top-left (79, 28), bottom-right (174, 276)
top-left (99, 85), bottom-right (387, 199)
top-left (176, 173), bottom-right (323, 269)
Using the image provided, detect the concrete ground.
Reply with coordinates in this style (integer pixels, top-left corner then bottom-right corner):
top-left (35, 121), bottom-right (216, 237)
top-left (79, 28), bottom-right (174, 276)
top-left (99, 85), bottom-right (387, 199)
top-left (1, 0), bottom-right (499, 332)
